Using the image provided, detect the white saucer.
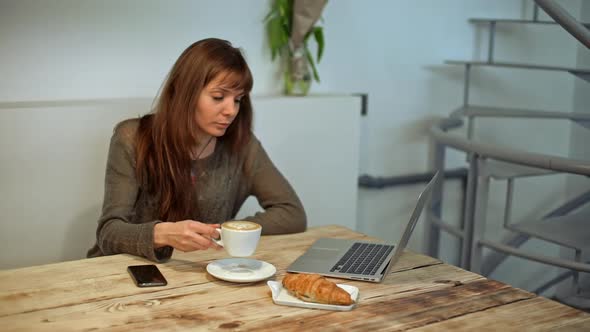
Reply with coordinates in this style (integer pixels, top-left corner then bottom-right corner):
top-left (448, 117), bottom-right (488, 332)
top-left (206, 258), bottom-right (276, 283)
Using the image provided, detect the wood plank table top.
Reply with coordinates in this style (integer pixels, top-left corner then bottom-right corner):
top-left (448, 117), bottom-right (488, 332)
top-left (1, 225), bottom-right (588, 331)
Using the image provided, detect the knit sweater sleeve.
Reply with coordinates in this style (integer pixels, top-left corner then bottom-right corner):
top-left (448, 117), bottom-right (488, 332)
top-left (241, 136), bottom-right (307, 234)
top-left (94, 120), bottom-right (172, 262)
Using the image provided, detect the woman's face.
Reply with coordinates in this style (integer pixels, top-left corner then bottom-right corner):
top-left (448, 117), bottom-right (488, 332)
top-left (194, 73), bottom-right (244, 139)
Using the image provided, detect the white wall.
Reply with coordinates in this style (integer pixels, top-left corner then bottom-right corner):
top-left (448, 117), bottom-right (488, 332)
top-left (0, 0), bottom-right (586, 295)
top-left (0, 0), bottom-right (277, 100)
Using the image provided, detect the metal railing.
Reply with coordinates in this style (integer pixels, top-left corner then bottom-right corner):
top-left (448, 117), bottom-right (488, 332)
top-left (535, 0), bottom-right (590, 49)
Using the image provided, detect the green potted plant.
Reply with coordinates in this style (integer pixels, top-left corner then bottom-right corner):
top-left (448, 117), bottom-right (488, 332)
top-left (264, 0), bottom-right (327, 95)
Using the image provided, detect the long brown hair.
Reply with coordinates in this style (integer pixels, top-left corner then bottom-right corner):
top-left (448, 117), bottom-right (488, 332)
top-left (136, 38), bottom-right (253, 221)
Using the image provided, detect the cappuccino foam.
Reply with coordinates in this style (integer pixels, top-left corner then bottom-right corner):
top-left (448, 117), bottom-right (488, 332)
top-left (223, 221), bottom-right (261, 231)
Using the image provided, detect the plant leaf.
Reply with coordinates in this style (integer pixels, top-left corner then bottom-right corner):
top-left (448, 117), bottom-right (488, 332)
top-left (267, 16), bottom-right (285, 61)
top-left (277, 0), bottom-right (291, 30)
top-left (263, 10), bottom-right (275, 23)
top-left (305, 46), bottom-right (320, 82)
top-left (312, 26), bottom-right (324, 63)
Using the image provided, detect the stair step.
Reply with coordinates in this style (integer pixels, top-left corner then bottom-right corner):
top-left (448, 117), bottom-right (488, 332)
top-left (483, 159), bottom-right (555, 179)
top-left (469, 18), bottom-right (590, 28)
top-left (507, 205), bottom-right (590, 250)
top-left (445, 60), bottom-right (590, 75)
top-left (452, 105), bottom-right (590, 121)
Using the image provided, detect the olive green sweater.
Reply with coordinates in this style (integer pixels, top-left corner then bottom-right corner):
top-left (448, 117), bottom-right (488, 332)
top-left (87, 119), bottom-right (306, 262)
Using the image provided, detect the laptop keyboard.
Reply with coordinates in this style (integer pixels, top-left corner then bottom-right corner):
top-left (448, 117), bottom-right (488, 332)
top-left (329, 243), bottom-right (394, 276)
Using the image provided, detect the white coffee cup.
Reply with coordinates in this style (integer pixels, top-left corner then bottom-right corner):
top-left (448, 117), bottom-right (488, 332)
top-left (213, 221), bottom-right (262, 257)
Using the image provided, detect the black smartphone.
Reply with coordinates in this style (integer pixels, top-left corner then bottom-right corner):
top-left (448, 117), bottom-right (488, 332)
top-left (127, 264), bottom-right (168, 287)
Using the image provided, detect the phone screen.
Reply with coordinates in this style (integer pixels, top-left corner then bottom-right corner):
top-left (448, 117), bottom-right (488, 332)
top-left (127, 265), bottom-right (168, 287)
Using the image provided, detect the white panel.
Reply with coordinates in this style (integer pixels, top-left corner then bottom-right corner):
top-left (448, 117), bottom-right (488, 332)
top-left (0, 101), bottom-right (148, 268)
top-left (237, 96), bottom-right (361, 231)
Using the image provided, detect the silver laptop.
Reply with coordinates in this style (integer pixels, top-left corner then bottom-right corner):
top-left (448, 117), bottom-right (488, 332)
top-left (287, 171), bottom-right (441, 282)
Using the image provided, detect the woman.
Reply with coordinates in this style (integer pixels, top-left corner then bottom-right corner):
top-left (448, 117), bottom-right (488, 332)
top-left (87, 38), bottom-right (306, 262)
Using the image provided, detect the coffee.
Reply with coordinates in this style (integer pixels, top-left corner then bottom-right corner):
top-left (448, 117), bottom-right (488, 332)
top-left (223, 221), bottom-right (261, 231)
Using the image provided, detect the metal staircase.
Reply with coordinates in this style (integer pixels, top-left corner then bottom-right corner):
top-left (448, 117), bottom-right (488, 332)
top-left (426, 0), bottom-right (590, 310)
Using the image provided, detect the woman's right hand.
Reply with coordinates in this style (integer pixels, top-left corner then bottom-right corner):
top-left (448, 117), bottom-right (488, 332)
top-left (153, 220), bottom-right (221, 252)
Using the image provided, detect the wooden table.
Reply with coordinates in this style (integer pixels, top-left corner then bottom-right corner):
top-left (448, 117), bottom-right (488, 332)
top-left (1, 225), bottom-right (589, 331)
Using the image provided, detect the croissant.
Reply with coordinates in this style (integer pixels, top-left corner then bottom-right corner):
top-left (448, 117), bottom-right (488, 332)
top-left (282, 273), bottom-right (353, 305)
